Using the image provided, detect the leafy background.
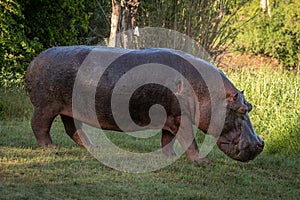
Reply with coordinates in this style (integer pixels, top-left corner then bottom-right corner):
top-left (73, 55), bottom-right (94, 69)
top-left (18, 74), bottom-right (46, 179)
top-left (0, 0), bottom-right (299, 87)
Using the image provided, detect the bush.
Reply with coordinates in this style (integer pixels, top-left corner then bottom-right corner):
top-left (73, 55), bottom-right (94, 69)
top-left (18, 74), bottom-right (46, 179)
top-left (0, 0), bottom-right (43, 87)
top-left (0, 0), bottom-right (111, 88)
top-left (21, 0), bottom-right (95, 47)
top-left (234, 0), bottom-right (300, 68)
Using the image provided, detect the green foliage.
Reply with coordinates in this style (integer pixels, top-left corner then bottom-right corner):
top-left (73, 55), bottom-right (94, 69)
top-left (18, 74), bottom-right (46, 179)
top-left (87, 0), bottom-right (111, 44)
top-left (0, 0), bottom-right (43, 87)
top-left (1, 0), bottom-right (300, 86)
top-left (234, 0), bottom-right (300, 68)
top-left (0, 0), bottom-right (112, 88)
top-left (21, 0), bottom-right (96, 46)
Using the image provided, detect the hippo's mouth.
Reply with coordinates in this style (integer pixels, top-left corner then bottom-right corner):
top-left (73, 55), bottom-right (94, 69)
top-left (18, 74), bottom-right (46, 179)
top-left (217, 138), bottom-right (264, 162)
top-left (234, 143), bottom-right (264, 162)
top-left (217, 141), bottom-right (240, 160)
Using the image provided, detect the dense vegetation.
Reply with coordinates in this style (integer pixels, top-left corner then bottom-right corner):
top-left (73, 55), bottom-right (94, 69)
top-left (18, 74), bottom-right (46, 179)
top-left (235, 0), bottom-right (300, 69)
top-left (0, 0), bottom-right (110, 87)
top-left (1, 0), bottom-right (300, 87)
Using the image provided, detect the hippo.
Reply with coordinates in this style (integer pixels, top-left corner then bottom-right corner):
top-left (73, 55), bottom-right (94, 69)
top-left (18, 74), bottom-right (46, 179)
top-left (24, 46), bottom-right (264, 163)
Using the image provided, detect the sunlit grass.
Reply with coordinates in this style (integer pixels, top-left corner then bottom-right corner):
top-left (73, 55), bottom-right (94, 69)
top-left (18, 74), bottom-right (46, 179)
top-left (1, 122), bottom-right (299, 199)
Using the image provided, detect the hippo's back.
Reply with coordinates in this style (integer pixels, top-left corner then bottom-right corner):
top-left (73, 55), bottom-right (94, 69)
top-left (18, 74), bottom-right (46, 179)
top-left (25, 46), bottom-right (94, 107)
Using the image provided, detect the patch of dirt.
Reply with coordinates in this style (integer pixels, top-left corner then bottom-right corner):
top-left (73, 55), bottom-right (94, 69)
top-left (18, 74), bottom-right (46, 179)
top-left (215, 52), bottom-right (281, 71)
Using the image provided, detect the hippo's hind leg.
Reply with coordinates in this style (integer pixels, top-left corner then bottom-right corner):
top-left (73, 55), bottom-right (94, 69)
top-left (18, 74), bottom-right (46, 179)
top-left (161, 129), bottom-right (177, 157)
top-left (60, 115), bottom-right (93, 148)
top-left (31, 108), bottom-right (57, 148)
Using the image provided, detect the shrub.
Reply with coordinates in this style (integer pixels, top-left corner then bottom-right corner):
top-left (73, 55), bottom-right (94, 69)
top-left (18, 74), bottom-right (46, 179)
top-left (234, 0), bottom-right (300, 69)
top-left (0, 0), bottom-right (111, 87)
top-left (0, 0), bottom-right (43, 87)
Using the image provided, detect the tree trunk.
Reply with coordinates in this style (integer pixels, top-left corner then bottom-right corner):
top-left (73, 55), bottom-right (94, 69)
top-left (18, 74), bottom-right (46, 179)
top-left (109, 0), bottom-right (139, 48)
top-left (260, 0), bottom-right (271, 17)
top-left (109, 0), bottom-right (121, 47)
top-left (186, 0), bottom-right (192, 37)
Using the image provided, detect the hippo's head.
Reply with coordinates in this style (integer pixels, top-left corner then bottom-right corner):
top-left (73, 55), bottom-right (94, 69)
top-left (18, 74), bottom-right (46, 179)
top-left (216, 91), bottom-right (264, 162)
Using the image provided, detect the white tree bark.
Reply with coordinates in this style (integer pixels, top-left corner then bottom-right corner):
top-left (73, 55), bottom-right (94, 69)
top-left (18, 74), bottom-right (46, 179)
top-left (260, 0), bottom-right (271, 17)
top-left (109, 0), bottom-right (139, 48)
top-left (109, 0), bottom-right (121, 47)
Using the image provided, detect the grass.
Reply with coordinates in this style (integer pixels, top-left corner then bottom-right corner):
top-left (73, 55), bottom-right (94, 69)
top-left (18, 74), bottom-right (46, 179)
top-left (1, 120), bottom-right (299, 199)
top-left (0, 88), bottom-right (32, 121)
top-left (1, 68), bottom-right (300, 199)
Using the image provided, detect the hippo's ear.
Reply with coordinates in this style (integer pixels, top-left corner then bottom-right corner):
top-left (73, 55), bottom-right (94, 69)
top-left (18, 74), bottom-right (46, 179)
top-left (175, 80), bottom-right (183, 94)
top-left (226, 92), bottom-right (238, 102)
top-left (226, 93), bottom-right (249, 114)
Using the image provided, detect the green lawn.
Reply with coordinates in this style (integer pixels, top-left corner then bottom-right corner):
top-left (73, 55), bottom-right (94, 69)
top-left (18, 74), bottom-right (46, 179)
top-left (1, 68), bottom-right (300, 199)
top-left (0, 120), bottom-right (299, 199)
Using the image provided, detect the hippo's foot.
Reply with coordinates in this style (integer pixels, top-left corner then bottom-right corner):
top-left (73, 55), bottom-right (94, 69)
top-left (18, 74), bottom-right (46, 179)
top-left (60, 115), bottom-right (95, 148)
top-left (192, 157), bottom-right (210, 163)
top-left (185, 148), bottom-right (210, 164)
top-left (83, 143), bottom-right (98, 150)
top-left (188, 156), bottom-right (210, 164)
top-left (72, 130), bottom-right (95, 149)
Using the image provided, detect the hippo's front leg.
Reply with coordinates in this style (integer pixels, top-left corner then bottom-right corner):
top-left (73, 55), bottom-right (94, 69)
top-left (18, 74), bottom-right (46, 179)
top-left (161, 129), bottom-right (177, 157)
top-left (176, 115), bottom-right (210, 163)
